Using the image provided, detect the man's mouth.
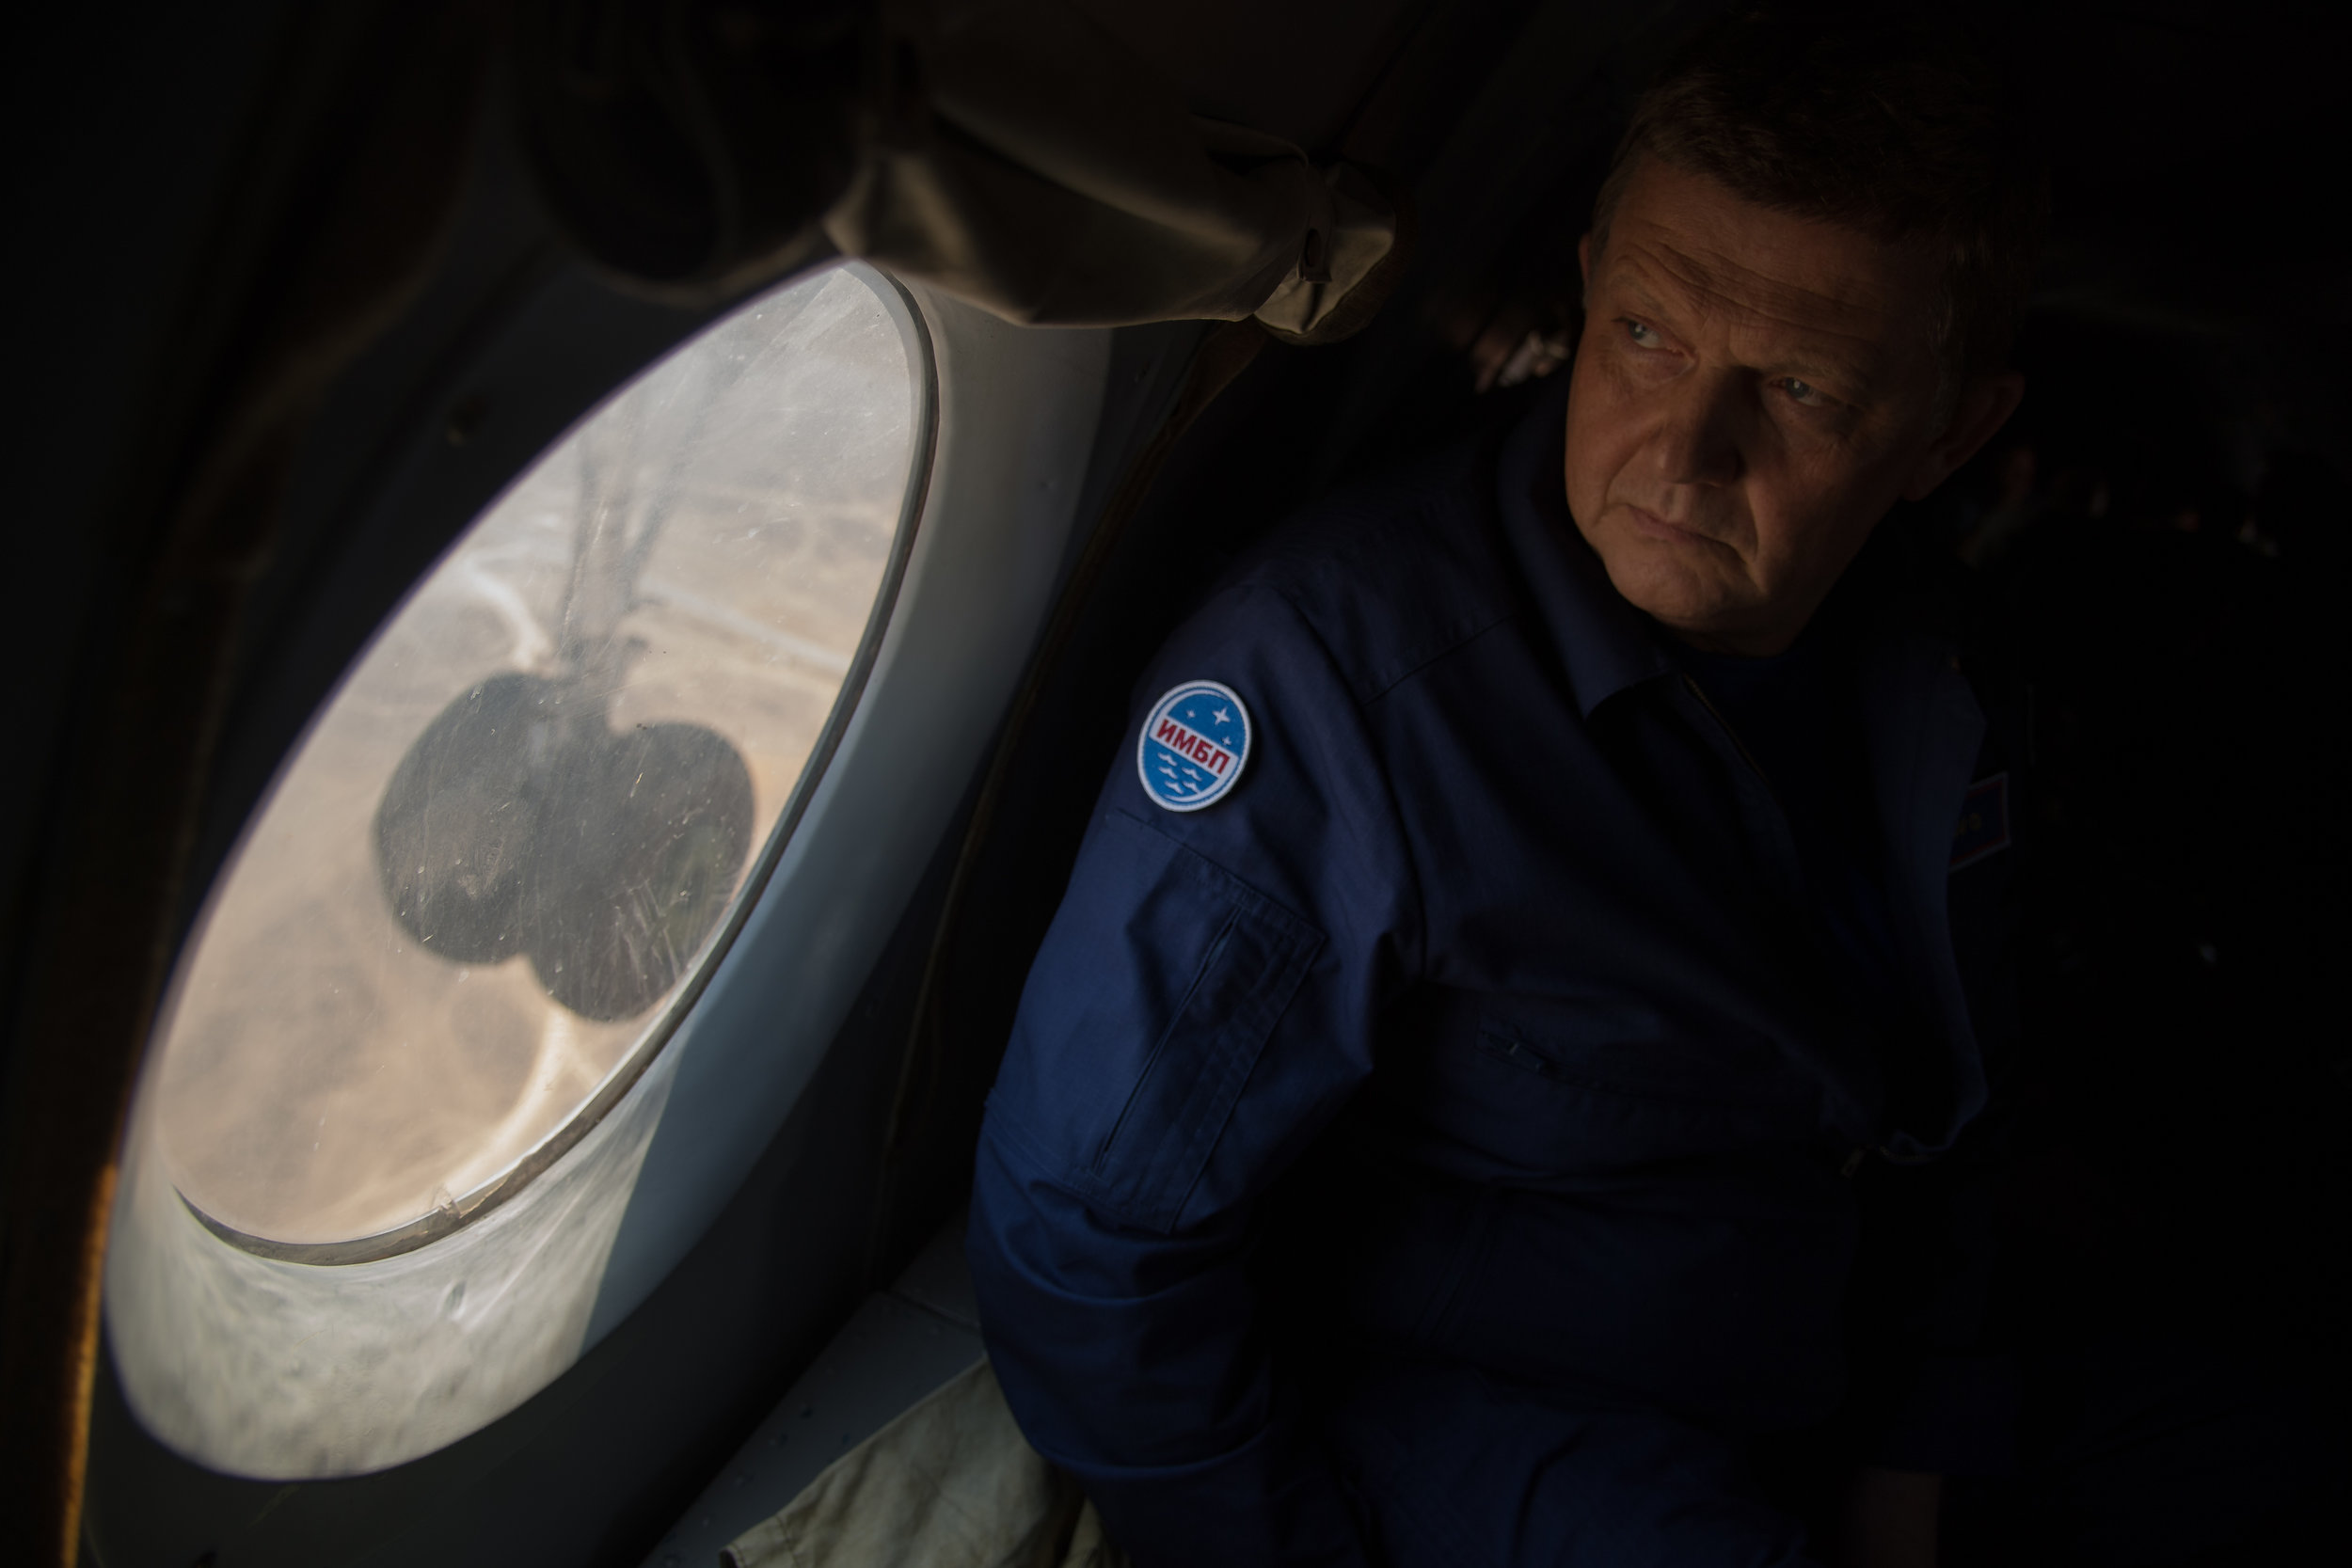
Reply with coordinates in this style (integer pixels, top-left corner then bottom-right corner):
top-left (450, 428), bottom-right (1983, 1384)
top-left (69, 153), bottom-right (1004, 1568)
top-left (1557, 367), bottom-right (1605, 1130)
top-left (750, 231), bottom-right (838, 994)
top-left (1622, 504), bottom-right (1716, 547)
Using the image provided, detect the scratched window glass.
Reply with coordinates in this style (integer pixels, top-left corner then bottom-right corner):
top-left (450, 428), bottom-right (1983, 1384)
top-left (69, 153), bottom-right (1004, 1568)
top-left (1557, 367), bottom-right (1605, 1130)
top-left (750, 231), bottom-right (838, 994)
top-left (151, 267), bottom-right (919, 1249)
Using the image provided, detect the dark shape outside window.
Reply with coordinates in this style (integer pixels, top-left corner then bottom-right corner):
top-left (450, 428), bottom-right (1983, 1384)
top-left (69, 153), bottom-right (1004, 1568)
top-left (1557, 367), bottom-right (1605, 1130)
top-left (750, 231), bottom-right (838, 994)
top-left (149, 266), bottom-right (925, 1257)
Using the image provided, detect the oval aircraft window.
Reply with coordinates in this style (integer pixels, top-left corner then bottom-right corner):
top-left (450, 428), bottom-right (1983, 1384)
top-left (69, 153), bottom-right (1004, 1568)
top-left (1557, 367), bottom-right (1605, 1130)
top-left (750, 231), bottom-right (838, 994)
top-left (149, 263), bottom-right (926, 1261)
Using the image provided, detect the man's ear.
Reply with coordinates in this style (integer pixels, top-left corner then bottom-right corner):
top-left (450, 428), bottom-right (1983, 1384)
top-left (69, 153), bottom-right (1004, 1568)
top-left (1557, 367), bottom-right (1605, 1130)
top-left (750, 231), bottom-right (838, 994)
top-left (1902, 371), bottom-right (2026, 502)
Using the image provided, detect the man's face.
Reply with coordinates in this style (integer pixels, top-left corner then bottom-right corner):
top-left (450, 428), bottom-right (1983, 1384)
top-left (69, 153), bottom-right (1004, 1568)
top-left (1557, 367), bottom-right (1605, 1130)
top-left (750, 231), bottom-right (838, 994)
top-left (1563, 157), bottom-right (2020, 655)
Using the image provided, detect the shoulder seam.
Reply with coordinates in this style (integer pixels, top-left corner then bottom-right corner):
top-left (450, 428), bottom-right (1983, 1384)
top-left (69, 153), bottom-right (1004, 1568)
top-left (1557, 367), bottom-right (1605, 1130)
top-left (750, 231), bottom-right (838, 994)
top-left (1357, 605), bottom-right (1517, 706)
top-left (1263, 571), bottom-right (1515, 709)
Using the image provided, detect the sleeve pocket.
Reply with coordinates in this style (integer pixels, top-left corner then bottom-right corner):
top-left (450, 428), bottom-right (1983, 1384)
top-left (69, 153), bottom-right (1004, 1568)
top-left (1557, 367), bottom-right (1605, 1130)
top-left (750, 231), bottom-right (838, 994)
top-left (995, 809), bottom-right (1324, 1235)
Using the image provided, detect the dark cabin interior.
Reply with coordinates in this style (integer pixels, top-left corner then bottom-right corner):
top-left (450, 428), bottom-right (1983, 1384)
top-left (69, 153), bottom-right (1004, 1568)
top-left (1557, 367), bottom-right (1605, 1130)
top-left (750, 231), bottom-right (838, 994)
top-left (4, 2), bottom-right (2346, 1565)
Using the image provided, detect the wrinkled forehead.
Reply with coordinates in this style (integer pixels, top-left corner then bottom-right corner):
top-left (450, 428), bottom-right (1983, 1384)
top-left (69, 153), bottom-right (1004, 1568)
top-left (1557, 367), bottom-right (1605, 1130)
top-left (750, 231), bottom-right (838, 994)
top-left (1597, 159), bottom-right (1943, 378)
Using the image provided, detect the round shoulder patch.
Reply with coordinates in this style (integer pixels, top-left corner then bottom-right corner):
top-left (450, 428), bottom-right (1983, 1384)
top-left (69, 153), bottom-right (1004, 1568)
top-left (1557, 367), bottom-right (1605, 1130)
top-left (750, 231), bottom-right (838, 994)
top-left (1136, 681), bottom-right (1252, 813)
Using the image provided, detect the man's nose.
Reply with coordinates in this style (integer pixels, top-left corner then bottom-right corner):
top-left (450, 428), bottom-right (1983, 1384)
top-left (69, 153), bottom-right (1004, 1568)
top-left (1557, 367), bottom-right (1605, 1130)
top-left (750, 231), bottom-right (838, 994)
top-left (1648, 370), bottom-right (1744, 487)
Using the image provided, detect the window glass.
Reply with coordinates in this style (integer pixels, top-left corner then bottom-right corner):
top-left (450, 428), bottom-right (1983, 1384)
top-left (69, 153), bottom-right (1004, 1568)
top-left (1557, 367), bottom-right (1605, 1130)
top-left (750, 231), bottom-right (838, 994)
top-left (151, 266), bottom-right (922, 1252)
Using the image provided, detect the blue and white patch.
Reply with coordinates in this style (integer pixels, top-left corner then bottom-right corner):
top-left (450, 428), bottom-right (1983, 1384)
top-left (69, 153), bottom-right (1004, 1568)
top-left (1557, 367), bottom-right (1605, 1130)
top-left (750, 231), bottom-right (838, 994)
top-left (1136, 681), bottom-right (1251, 813)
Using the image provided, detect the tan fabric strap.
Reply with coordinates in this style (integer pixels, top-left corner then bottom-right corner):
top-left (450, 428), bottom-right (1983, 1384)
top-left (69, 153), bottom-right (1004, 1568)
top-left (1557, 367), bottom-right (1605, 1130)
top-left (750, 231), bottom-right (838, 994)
top-left (517, 0), bottom-right (1405, 339)
top-left (721, 1359), bottom-right (1129, 1568)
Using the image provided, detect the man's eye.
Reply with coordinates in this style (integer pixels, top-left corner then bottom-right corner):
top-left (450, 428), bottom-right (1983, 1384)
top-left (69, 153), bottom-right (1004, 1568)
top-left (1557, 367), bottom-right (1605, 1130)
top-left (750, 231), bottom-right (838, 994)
top-left (1776, 376), bottom-right (1828, 407)
top-left (1620, 318), bottom-right (1664, 349)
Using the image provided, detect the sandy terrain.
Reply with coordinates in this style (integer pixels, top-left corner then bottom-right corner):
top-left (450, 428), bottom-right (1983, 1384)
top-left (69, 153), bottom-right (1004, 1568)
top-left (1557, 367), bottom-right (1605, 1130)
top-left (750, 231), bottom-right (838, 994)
top-left (151, 269), bottom-right (917, 1245)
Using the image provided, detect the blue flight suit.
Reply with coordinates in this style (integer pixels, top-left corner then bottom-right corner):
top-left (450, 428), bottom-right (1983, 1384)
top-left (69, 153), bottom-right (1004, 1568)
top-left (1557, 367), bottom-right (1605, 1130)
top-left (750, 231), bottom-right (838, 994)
top-left (968, 379), bottom-right (2019, 1567)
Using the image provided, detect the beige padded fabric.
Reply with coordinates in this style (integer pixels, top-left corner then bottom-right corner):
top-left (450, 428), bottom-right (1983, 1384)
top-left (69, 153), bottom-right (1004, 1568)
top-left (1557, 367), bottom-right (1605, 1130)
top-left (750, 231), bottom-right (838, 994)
top-left (825, 0), bottom-right (1399, 337)
top-left (720, 1360), bottom-right (1130, 1568)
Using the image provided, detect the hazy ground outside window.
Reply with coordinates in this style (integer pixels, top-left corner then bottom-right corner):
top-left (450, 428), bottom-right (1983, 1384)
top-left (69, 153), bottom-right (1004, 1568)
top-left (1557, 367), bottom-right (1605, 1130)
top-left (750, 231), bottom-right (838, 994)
top-left (152, 267), bottom-right (916, 1245)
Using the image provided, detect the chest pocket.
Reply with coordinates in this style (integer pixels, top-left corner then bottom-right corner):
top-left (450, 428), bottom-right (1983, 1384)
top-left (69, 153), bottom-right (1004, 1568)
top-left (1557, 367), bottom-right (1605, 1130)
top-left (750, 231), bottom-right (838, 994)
top-left (994, 809), bottom-right (1325, 1234)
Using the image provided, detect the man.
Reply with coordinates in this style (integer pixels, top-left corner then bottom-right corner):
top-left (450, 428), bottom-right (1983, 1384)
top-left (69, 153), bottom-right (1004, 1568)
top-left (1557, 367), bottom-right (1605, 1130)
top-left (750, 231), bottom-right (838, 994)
top-left (969, 10), bottom-right (2041, 1565)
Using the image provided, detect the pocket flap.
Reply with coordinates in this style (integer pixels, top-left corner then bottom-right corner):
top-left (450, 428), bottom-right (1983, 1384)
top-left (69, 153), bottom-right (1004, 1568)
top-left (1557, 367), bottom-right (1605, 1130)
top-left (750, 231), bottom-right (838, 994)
top-left (993, 810), bottom-right (1325, 1234)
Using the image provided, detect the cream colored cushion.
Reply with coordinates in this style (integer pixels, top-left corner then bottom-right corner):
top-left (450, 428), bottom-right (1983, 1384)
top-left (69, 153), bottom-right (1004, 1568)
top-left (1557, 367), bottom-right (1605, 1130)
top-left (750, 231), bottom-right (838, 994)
top-left (722, 1359), bottom-right (1128, 1568)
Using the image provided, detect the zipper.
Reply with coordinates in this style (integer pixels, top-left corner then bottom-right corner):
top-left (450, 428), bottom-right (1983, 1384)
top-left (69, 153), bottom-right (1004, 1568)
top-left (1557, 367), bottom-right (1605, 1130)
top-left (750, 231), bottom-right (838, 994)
top-left (1681, 673), bottom-right (1777, 800)
top-left (1689, 670), bottom-right (1889, 1165)
top-left (1680, 668), bottom-right (1814, 916)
